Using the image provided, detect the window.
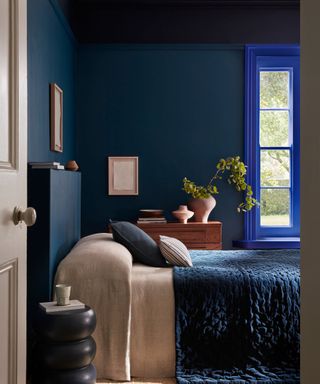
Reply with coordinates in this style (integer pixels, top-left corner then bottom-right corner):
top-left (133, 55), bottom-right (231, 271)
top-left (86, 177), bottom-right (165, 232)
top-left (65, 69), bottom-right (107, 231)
top-left (242, 45), bottom-right (300, 248)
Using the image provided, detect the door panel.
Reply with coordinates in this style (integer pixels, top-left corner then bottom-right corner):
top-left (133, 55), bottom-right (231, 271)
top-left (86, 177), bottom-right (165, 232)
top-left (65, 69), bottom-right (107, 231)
top-left (0, 0), bottom-right (18, 170)
top-left (0, 261), bottom-right (18, 384)
top-left (0, 0), bottom-right (27, 383)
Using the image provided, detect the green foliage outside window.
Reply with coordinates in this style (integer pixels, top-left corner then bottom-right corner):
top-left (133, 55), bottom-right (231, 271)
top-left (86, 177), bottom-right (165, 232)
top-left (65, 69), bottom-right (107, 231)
top-left (260, 71), bottom-right (289, 109)
top-left (260, 71), bottom-right (291, 224)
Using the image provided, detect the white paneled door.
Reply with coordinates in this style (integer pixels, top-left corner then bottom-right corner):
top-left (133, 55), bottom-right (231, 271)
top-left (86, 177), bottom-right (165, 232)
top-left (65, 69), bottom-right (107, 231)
top-left (0, 0), bottom-right (28, 383)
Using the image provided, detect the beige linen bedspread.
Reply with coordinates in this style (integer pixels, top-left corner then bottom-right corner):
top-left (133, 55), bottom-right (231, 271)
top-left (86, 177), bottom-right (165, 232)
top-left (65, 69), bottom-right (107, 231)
top-left (55, 233), bottom-right (175, 380)
top-left (130, 264), bottom-right (175, 378)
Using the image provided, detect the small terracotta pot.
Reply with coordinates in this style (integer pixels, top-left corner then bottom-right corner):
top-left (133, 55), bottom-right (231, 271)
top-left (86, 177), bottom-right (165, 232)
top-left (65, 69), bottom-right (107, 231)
top-left (65, 160), bottom-right (79, 171)
top-left (172, 205), bottom-right (194, 224)
top-left (187, 196), bottom-right (216, 223)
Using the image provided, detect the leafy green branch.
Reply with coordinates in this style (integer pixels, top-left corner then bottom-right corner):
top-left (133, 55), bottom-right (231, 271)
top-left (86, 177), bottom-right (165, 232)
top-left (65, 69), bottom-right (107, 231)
top-left (182, 156), bottom-right (259, 212)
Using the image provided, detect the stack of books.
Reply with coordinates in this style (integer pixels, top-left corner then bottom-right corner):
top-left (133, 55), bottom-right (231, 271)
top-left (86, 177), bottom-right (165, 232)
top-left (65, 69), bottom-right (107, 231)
top-left (29, 161), bottom-right (65, 170)
top-left (39, 300), bottom-right (85, 313)
top-left (137, 209), bottom-right (167, 224)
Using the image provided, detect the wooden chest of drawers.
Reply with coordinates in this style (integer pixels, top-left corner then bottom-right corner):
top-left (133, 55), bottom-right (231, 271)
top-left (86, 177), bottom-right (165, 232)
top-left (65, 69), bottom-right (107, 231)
top-left (136, 221), bottom-right (222, 250)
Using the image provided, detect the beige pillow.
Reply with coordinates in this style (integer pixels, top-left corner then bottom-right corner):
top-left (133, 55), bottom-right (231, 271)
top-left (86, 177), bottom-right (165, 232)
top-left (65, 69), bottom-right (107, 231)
top-left (159, 235), bottom-right (193, 267)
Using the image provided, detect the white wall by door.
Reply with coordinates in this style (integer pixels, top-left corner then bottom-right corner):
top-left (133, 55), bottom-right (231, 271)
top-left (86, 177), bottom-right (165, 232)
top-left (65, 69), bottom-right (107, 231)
top-left (301, 0), bottom-right (320, 382)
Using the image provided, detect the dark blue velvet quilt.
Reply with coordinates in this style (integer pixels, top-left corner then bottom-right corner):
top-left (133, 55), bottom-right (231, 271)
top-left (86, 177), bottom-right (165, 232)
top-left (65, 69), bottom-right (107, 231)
top-left (173, 249), bottom-right (300, 384)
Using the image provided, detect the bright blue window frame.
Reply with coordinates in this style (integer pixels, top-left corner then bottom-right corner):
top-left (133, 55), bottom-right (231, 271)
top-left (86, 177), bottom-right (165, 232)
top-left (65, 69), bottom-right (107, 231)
top-left (244, 45), bottom-right (300, 244)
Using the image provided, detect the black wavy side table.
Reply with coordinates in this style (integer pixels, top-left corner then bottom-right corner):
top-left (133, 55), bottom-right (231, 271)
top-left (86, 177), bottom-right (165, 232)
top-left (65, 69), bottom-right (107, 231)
top-left (32, 305), bottom-right (96, 384)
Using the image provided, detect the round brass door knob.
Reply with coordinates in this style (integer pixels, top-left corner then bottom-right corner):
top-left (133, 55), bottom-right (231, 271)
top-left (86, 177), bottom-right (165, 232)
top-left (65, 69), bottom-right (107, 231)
top-left (13, 206), bottom-right (37, 226)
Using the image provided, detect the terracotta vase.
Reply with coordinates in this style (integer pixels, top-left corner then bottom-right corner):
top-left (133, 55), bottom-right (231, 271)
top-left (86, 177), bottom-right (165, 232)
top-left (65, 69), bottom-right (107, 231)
top-left (187, 196), bottom-right (216, 223)
top-left (65, 160), bottom-right (79, 171)
top-left (172, 205), bottom-right (194, 224)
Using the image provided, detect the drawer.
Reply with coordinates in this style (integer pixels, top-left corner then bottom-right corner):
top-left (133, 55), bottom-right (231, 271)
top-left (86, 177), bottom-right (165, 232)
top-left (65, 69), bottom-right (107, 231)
top-left (186, 243), bottom-right (222, 250)
top-left (148, 229), bottom-right (208, 243)
top-left (139, 225), bottom-right (221, 244)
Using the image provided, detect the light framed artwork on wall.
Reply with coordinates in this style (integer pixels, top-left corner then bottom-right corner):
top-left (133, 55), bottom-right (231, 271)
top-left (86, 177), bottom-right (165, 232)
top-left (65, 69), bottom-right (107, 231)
top-left (50, 83), bottom-right (63, 152)
top-left (108, 156), bottom-right (139, 195)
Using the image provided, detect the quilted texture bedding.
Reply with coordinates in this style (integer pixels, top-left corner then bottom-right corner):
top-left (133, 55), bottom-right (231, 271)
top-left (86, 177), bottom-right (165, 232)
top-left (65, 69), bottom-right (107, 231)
top-left (174, 249), bottom-right (300, 384)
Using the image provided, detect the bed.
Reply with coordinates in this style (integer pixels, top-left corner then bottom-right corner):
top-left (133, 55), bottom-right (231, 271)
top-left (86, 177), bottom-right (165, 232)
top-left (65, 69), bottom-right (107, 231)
top-left (55, 233), bottom-right (300, 383)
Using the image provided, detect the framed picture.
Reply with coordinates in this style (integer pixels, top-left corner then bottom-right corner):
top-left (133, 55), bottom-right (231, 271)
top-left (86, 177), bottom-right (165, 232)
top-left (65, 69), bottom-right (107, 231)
top-left (50, 83), bottom-right (63, 152)
top-left (108, 156), bottom-right (139, 195)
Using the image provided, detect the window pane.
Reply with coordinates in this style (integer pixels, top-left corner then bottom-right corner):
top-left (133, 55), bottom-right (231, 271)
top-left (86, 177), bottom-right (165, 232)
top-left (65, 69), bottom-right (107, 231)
top-left (260, 71), bottom-right (289, 109)
top-left (261, 150), bottom-right (290, 187)
top-left (260, 188), bottom-right (290, 226)
top-left (260, 111), bottom-right (289, 147)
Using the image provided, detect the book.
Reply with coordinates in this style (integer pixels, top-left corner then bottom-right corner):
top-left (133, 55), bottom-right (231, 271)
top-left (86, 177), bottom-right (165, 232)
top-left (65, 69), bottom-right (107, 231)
top-left (137, 219), bottom-right (167, 224)
top-left (29, 162), bottom-right (61, 166)
top-left (39, 300), bottom-right (85, 313)
top-left (137, 217), bottom-right (167, 221)
top-left (31, 164), bottom-right (65, 170)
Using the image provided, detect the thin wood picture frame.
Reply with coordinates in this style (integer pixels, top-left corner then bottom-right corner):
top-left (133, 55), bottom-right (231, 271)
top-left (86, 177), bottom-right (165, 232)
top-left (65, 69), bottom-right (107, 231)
top-left (108, 156), bottom-right (139, 195)
top-left (50, 83), bottom-right (63, 152)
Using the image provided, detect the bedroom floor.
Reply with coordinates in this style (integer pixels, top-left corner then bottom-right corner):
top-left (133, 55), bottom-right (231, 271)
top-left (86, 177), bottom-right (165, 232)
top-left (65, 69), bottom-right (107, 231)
top-left (98, 379), bottom-right (176, 383)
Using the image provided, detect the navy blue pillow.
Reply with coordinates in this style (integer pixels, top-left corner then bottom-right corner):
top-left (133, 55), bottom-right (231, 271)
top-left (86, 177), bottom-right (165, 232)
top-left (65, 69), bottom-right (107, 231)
top-left (110, 221), bottom-right (168, 267)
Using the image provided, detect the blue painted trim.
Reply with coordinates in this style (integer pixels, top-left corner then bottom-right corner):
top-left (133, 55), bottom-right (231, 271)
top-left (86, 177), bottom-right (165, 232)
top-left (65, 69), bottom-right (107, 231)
top-left (244, 45), bottom-right (300, 241)
top-left (233, 238), bottom-right (300, 249)
top-left (49, 0), bottom-right (78, 46)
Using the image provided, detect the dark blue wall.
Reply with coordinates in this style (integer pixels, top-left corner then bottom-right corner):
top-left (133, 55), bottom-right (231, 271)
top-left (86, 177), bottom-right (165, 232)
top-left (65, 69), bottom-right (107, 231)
top-left (77, 45), bottom-right (245, 248)
top-left (28, 0), bottom-right (77, 163)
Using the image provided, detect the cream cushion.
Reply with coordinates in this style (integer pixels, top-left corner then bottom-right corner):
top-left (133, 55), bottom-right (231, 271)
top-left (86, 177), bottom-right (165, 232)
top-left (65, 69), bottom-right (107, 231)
top-left (159, 235), bottom-right (193, 267)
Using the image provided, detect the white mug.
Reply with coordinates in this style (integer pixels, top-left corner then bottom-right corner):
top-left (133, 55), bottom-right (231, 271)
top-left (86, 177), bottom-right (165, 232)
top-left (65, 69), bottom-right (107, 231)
top-left (55, 284), bottom-right (71, 306)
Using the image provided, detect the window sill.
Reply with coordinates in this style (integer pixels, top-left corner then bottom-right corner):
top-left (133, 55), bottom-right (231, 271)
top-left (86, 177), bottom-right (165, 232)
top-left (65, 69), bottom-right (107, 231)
top-left (233, 237), bottom-right (300, 249)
